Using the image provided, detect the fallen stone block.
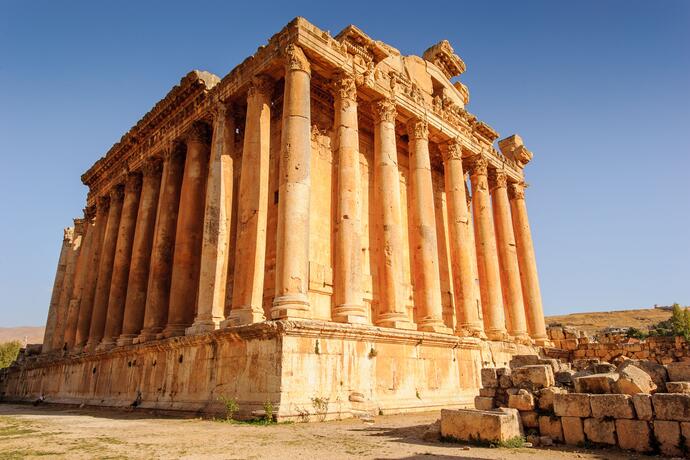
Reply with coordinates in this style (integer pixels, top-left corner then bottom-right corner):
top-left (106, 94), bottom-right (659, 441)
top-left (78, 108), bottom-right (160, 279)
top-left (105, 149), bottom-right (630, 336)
top-left (590, 394), bottom-right (635, 419)
top-left (572, 358), bottom-right (599, 371)
top-left (508, 389), bottom-right (535, 411)
top-left (591, 363), bottom-right (617, 374)
top-left (615, 363), bottom-right (656, 394)
top-left (474, 396), bottom-right (495, 411)
top-left (653, 420), bottom-right (682, 457)
top-left (573, 372), bottom-right (619, 394)
top-left (440, 409), bottom-right (522, 443)
top-left (512, 365), bottom-right (554, 390)
top-left (553, 393), bottom-right (591, 417)
top-left (625, 359), bottom-right (666, 392)
top-left (422, 419), bottom-right (440, 441)
top-left (681, 422), bottom-right (690, 452)
top-left (555, 370), bottom-right (575, 386)
top-left (520, 410), bottom-right (539, 429)
top-left (615, 419), bottom-right (652, 453)
top-left (666, 381), bottom-right (690, 394)
top-left (651, 393), bottom-right (690, 421)
top-left (538, 415), bottom-right (563, 443)
top-left (509, 354), bottom-right (540, 369)
top-left (667, 361), bottom-right (690, 382)
top-left (583, 418), bottom-right (616, 445)
top-left (481, 368), bottom-right (498, 388)
top-left (538, 386), bottom-right (567, 411)
top-left (479, 387), bottom-right (496, 397)
top-left (561, 416), bottom-right (585, 446)
top-left (498, 373), bottom-right (513, 389)
top-left (631, 393), bottom-right (653, 421)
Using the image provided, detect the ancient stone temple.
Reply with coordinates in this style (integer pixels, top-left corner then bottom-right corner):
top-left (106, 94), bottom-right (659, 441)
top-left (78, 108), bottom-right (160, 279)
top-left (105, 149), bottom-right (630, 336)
top-left (1, 18), bottom-right (549, 419)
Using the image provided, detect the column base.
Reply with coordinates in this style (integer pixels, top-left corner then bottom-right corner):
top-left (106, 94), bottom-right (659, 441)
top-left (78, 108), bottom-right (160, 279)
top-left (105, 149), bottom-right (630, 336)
top-left (185, 319), bottom-right (222, 336)
top-left (220, 308), bottom-right (266, 328)
top-left (83, 340), bottom-right (100, 353)
top-left (333, 304), bottom-right (368, 325)
top-left (96, 339), bottom-right (116, 352)
top-left (116, 334), bottom-right (137, 347)
top-left (417, 320), bottom-right (452, 334)
top-left (534, 337), bottom-right (552, 347)
top-left (485, 329), bottom-right (509, 341)
top-left (455, 324), bottom-right (487, 339)
top-left (135, 328), bottom-right (163, 344)
top-left (271, 294), bottom-right (310, 320)
top-left (375, 313), bottom-right (417, 330)
top-left (162, 324), bottom-right (189, 338)
top-left (510, 332), bottom-right (534, 346)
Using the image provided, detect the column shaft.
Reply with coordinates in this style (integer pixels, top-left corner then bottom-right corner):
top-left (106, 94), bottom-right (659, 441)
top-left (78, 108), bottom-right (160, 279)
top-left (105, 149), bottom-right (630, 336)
top-left (163, 124), bottom-right (211, 337)
top-left (51, 222), bottom-right (84, 351)
top-left (407, 119), bottom-right (449, 333)
top-left (42, 228), bottom-right (74, 352)
top-left (509, 182), bottom-right (548, 344)
top-left (372, 99), bottom-right (413, 329)
top-left (272, 45), bottom-right (312, 320)
top-left (118, 158), bottom-right (162, 345)
top-left (469, 156), bottom-right (507, 340)
top-left (332, 73), bottom-right (365, 323)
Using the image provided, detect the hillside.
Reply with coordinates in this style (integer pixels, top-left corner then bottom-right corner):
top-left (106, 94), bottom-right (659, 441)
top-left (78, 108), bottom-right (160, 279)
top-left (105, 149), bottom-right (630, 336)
top-left (545, 308), bottom-right (672, 336)
top-left (0, 327), bottom-right (44, 345)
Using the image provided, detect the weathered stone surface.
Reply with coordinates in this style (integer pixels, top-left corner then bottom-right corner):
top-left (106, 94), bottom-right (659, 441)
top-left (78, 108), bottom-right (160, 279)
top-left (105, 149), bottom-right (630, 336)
top-left (511, 365), bottom-right (554, 390)
top-left (631, 393), bottom-right (654, 421)
top-left (520, 410), bottom-right (539, 429)
top-left (422, 419), bottom-right (441, 441)
top-left (555, 370), bottom-right (575, 386)
top-left (573, 372), bottom-right (619, 394)
top-left (615, 363), bottom-right (656, 394)
top-left (653, 420), bottom-right (682, 456)
top-left (441, 409), bottom-right (522, 443)
top-left (474, 396), bottom-right (495, 411)
top-left (625, 359), bottom-right (668, 392)
top-left (666, 381), bottom-right (690, 393)
top-left (498, 373), bottom-right (513, 389)
top-left (667, 361), bottom-right (690, 382)
top-left (583, 418), bottom-right (616, 445)
top-left (481, 368), bottom-right (498, 388)
top-left (509, 354), bottom-right (540, 369)
top-left (508, 389), bottom-right (535, 411)
top-left (553, 393), bottom-right (591, 417)
top-left (538, 386), bottom-right (566, 411)
top-left (590, 394), bottom-right (635, 419)
top-left (652, 393), bottom-right (690, 421)
top-left (538, 415), bottom-right (563, 443)
top-left (615, 419), bottom-right (652, 453)
top-left (561, 416), bottom-right (585, 446)
top-left (479, 387), bottom-right (496, 397)
top-left (681, 422), bottom-right (690, 452)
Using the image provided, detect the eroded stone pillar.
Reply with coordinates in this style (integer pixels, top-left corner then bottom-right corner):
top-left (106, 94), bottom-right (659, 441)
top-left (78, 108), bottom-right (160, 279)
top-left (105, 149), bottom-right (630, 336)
top-left (189, 103), bottom-right (236, 333)
top-left (332, 73), bottom-right (365, 324)
top-left (509, 182), bottom-right (548, 344)
top-left (99, 173), bottom-right (142, 349)
top-left (224, 77), bottom-right (272, 326)
top-left (137, 146), bottom-right (184, 343)
top-left (271, 45), bottom-right (312, 320)
top-left (469, 156), bottom-right (507, 340)
top-left (163, 123), bottom-right (211, 337)
top-left (440, 140), bottom-right (484, 337)
top-left (86, 185), bottom-right (125, 351)
top-left (490, 171), bottom-right (529, 343)
top-left (42, 227), bottom-right (74, 352)
top-left (407, 118), bottom-right (449, 333)
top-left (117, 159), bottom-right (162, 345)
top-left (372, 99), bottom-right (414, 330)
top-left (51, 221), bottom-right (84, 351)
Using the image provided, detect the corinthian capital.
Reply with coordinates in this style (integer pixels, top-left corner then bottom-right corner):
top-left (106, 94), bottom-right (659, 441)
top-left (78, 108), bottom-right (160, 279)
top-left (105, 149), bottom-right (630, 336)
top-left (508, 182), bottom-right (526, 200)
top-left (406, 118), bottom-right (428, 140)
top-left (284, 44), bottom-right (311, 75)
top-left (468, 155), bottom-right (488, 177)
top-left (372, 98), bottom-right (396, 124)
top-left (185, 122), bottom-right (212, 145)
top-left (143, 156), bottom-right (163, 177)
top-left (97, 195), bottom-right (110, 214)
top-left (488, 169), bottom-right (507, 191)
top-left (248, 74), bottom-right (274, 99)
top-left (331, 72), bottom-right (357, 102)
top-left (109, 184), bottom-right (125, 201)
top-left (125, 171), bottom-right (143, 192)
top-left (440, 138), bottom-right (462, 163)
top-left (84, 205), bottom-right (97, 221)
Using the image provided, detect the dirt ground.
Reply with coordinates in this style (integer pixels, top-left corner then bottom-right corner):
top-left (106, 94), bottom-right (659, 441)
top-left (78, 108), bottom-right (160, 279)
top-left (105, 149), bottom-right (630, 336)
top-left (0, 403), bottom-right (663, 460)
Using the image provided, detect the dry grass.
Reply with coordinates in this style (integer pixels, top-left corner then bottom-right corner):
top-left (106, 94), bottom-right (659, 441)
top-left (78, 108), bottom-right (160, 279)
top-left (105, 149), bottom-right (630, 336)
top-left (546, 307), bottom-right (672, 335)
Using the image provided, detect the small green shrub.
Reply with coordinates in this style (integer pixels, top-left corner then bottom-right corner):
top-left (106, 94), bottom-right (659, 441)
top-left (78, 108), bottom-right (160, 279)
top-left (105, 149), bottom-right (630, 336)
top-left (263, 401), bottom-right (275, 422)
top-left (0, 341), bottom-right (21, 369)
top-left (218, 395), bottom-right (239, 421)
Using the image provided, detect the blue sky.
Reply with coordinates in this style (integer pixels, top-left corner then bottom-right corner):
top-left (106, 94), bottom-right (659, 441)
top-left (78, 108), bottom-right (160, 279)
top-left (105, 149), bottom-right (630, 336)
top-left (1, 1), bottom-right (688, 326)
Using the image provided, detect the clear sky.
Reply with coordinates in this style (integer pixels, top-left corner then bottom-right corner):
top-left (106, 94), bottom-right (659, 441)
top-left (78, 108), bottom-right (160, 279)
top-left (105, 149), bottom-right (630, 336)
top-left (1, 0), bottom-right (688, 327)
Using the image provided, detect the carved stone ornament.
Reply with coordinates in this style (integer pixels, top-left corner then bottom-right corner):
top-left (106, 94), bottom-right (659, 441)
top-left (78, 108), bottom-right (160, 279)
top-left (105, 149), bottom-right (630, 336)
top-left (406, 118), bottom-right (428, 140)
top-left (488, 170), bottom-right (507, 191)
top-left (441, 138), bottom-right (463, 162)
top-left (143, 156), bottom-right (163, 177)
top-left (284, 44), bottom-right (311, 75)
top-left (164, 141), bottom-right (186, 162)
top-left (109, 184), bottom-right (125, 201)
top-left (508, 182), bottom-right (526, 200)
top-left (498, 134), bottom-right (533, 168)
top-left (185, 122), bottom-right (212, 145)
top-left (97, 195), bottom-right (111, 213)
top-left (372, 99), bottom-right (396, 124)
top-left (248, 74), bottom-right (274, 99)
top-left (73, 218), bottom-right (85, 235)
top-left (84, 205), bottom-right (97, 220)
top-left (125, 171), bottom-right (143, 192)
top-left (63, 227), bottom-right (75, 242)
top-left (331, 72), bottom-right (357, 102)
top-left (468, 155), bottom-right (488, 176)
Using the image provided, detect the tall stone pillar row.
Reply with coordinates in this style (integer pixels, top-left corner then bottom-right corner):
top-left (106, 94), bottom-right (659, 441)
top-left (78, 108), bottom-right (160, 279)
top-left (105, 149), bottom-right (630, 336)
top-left (223, 77), bottom-right (272, 326)
top-left (117, 158), bottom-right (163, 345)
top-left (331, 73), bottom-right (366, 324)
top-left (51, 220), bottom-right (85, 351)
top-left (64, 207), bottom-right (96, 350)
top-left (468, 156), bottom-right (507, 340)
top-left (509, 182), bottom-right (549, 345)
top-left (439, 139), bottom-right (485, 337)
top-left (372, 99), bottom-right (414, 330)
top-left (42, 226), bottom-right (75, 352)
top-left (86, 185), bottom-right (125, 351)
top-left (74, 196), bottom-right (109, 350)
top-left (407, 118), bottom-right (450, 333)
top-left (99, 173), bottom-right (142, 350)
top-left (137, 145), bottom-right (185, 343)
top-left (188, 103), bottom-right (236, 333)
top-left (489, 170), bottom-right (530, 343)
top-left (272, 44), bottom-right (312, 320)
top-left (163, 123), bottom-right (211, 337)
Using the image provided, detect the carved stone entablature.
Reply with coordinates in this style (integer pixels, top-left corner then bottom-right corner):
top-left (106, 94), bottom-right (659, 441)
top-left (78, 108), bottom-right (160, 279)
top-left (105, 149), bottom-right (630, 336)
top-left (185, 122), bottom-right (212, 145)
top-left (498, 134), bottom-right (533, 168)
top-left (334, 24), bottom-right (395, 66)
top-left (284, 44), bottom-right (311, 75)
top-left (406, 118), bottom-right (428, 140)
top-left (440, 138), bottom-right (463, 163)
top-left (453, 81), bottom-right (470, 105)
top-left (372, 99), bottom-right (396, 124)
top-left (422, 40), bottom-right (466, 79)
top-left (473, 121), bottom-right (499, 143)
top-left (508, 181), bottom-right (526, 200)
top-left (488, 169), bottom-right (508, 191)
top-left (389, 71), bottom-right (425, 105)
top-left (248, 74), bottom-right (275, 99)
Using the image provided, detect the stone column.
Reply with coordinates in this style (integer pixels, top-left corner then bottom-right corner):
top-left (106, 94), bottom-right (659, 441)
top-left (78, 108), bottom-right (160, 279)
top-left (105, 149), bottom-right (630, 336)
top-left (189, 103), bottom-right (237, 333)
top-left (271, 45), bottom-right (312, 320)
top-left (74, 196), bottom-right (109, 349)
top-left (42, 227), bottom-right (74, 352)
top-left (407, 118), bottom-right (449, 333)
top-left (440, 139), bottom-right (484, 337)
top-left (490, 171), bottom-right (530, 342)
top-left (86, 185), bottom-right (124, 351)
top-left (224, 77), bottom-right (272, 326)
top-left (63, 209), bottom-right (95, 350)
top-left (469, 156), bottom-right (507, 340)
top-left (137, 145), bottom-right (185, 343)
top-left (509, 182), bottom-right (548, 344)
top-left (163, 123), bottom-right (211, 337)
top-left (117, 158), bottom-right (162, 345)
top-left (331, 73), bottom-right (365, 324)
top-left (51, 221), bottom-right (84, 351)
top-left (99, 173), bottom-right (142, 349)
top-left (372, 99), bottom-right (414, 330)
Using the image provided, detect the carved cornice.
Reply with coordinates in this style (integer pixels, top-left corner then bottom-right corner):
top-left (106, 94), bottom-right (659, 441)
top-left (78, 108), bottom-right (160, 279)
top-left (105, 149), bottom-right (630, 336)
top-left (498, 134), bottom-right (533, 168)
top-left (406, 118), bottom-right (428, 140)
top-left (508, 182), bottom-right (526, 200)
top-left (284, 44), bottom-right (311, 75)
top-left (422, 40), bottom-right (466, 79)
top-left (248, 74), bottom-right (274, 99)
top-left (372, 99), bottom-right (396, 124)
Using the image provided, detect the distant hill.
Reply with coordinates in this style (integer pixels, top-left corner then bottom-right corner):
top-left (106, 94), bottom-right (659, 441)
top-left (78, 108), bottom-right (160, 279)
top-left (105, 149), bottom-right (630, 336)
top-left (0, 327), bottom-right (44, 345)
top-left (545, 308), bottom-right (673, 336)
